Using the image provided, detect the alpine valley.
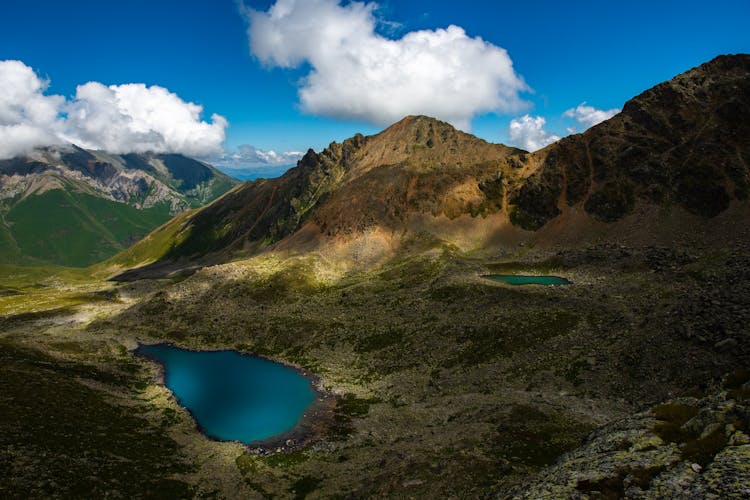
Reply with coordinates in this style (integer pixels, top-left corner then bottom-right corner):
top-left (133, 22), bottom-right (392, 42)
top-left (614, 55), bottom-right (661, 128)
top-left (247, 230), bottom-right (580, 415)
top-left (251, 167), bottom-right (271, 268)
top-left (0, 147), bottom-right (239, 266)
top-left (1, 55), bottom-right (749, 498)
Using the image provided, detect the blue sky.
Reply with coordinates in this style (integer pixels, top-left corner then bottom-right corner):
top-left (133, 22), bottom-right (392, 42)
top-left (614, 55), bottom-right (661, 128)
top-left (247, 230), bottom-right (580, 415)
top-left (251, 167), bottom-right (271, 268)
top-left (1, 0), bottom-right (748, 167)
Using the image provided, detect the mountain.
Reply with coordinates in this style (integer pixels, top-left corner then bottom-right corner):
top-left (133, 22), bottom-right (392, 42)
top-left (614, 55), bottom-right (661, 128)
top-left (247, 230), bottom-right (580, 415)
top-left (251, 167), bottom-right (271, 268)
top-left (0, 146), bottom-right (239, 267)
top-left (3, 55), bottom-right (749, 499)
top-left (112, 54), bottom-right (750, 279)
top-left (108, 116), bottom-right (526, 277)
top-left (510, 53), bottom-right (750, 229)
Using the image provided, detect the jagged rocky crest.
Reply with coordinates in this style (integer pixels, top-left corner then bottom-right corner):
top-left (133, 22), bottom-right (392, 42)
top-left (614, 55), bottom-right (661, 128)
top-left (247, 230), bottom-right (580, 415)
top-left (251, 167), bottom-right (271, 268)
top-left (114, 55), bottom-right (750, 277)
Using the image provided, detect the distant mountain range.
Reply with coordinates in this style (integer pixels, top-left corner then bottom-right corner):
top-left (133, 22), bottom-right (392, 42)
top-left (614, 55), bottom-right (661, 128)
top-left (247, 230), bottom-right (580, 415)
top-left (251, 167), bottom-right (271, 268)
top-left (0, 146), bottom-right (239, 266)
top-left (111, 54), bottom-right (750, 279)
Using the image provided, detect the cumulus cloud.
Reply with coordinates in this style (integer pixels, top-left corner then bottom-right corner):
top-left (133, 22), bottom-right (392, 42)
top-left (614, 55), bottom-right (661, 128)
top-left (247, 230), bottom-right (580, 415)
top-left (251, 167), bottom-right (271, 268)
top-left (0, 60), bottom-right (228, 159)
top-left (508, 115), bottom-right (561, 152)
top-left (64, 83), bottom-right (227, 156)
top-left (208, 145), bottom-right (303, 168)
top-left (244, 0), bottom-right (529, 130)
top-left (563, 102), bottom-right (620, 129)
top-left (0, 60), bottom-right (65, 159)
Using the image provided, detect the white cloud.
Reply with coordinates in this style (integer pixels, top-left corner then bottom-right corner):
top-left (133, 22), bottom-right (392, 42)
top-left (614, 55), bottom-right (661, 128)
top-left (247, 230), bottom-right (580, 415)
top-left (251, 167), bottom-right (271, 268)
top-left (0, 60), bottom-right (65, 159)
top-left (563, 102), bottom-right (620, 129)
top-left (0, 60), bottom-right (228, 160)
top-left (64, 82), bottom-right (227, 157)
top-left (244, 0), bottom-right (529, 130)
top-left (508, 115), bottom-right (561, 152)
top-left (208, 145), bottom-right (303, 168)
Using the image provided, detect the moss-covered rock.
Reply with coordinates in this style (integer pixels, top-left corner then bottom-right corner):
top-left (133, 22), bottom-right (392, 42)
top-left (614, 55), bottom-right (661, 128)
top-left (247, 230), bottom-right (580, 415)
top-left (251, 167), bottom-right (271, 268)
top-left (508, 392), bottom-right (750, 499)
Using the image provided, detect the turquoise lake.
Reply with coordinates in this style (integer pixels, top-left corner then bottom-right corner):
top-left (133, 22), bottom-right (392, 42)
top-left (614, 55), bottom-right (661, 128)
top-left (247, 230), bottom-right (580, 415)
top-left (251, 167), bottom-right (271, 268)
top-left (483, 275), bottom-right (572, 286)
top-left (135, 344), bottom-right (316, 444)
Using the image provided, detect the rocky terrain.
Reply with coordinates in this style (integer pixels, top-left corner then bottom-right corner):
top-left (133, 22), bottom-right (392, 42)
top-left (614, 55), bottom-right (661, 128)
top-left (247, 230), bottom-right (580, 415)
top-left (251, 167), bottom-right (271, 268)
top-left (0, 54), bottom-right (749, 498)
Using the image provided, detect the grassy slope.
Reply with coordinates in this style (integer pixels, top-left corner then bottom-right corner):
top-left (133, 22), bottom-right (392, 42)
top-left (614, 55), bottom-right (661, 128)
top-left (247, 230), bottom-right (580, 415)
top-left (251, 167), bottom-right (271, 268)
top-left (0, 215), bottom-right (22, 262)
top-left (89, 240), bottom-right (749, 497)
top-left (0, 264), bottom-right (111, 316)
top-left (3, 189), bottom-right (173, 267)
top-left (0, 339), bottom-right (193, 498)
top-left (0, 238), bottom-right (748, 497)
top-left (96, 209), bottom-right (196, 273)
top-left (98, 181), bottom-right (249, 275)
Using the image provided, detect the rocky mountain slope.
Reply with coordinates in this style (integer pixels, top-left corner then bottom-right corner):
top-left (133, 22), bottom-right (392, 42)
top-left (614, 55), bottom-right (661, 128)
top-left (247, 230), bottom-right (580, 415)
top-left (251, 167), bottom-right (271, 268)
top-left (110, 115), bottom-right (524, 276)
top-left (0, 146), bottom-right (239, 266)
top-left (113, 54), bottom-right (750, 279)
top-left (511, 53), bottom-right (750, 229)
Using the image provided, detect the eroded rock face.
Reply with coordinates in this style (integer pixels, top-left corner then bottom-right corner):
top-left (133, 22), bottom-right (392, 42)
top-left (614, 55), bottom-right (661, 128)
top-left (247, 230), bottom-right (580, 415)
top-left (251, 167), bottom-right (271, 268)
top-left (508, 374), bottom-right (750, 499)
top-left (510, 54), bottom-right (750, 226)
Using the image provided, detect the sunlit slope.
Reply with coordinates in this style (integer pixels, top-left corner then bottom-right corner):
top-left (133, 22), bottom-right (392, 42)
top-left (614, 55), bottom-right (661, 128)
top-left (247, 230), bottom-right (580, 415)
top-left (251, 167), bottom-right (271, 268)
top-left (1, 187), bottom-right (173, 267)
top-left (112, 54), bottom-right (750, 278)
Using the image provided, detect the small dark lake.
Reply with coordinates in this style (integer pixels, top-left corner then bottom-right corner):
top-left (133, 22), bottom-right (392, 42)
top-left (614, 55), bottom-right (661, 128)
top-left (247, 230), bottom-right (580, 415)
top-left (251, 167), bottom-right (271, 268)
top-left (135, 344), bottom-right (316, 444)
top-left (483, 275), bottom-right (572, 286)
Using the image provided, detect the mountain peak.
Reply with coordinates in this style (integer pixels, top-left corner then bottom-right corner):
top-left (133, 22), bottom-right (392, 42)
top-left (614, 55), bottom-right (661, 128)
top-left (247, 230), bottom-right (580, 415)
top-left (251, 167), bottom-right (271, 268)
top-left (112, 54), bottom-right (750, 277)
top-left (376, 115), bottom-right (463, 146)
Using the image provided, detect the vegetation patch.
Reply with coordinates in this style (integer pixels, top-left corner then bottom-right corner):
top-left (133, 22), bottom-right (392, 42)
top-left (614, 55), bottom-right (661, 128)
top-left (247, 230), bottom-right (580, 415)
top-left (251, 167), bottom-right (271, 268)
top-left (584, 179), bottom-right (636, 222)
top-left (0, 340), bottom-right (193, 497)
top-left (559, 357), bottom-right (592, 386)
top-left (449, 310), bottom-right (580, 366)
top-left (289, 475), bottom-right (322, 500)
top-left (4, 189), bottom-right (173, 267)
top-left (262, 450), bottom-right (309, 469)
top-left (328, 393), bottom-right (381, 440)
top-left (492, 404), bottom-right (594, 467)
top-left (355, 330), bottom-right (404, 353)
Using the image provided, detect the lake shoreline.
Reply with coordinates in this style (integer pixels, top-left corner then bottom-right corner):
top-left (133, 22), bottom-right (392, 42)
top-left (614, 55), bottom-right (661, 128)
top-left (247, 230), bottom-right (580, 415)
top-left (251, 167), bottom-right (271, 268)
top-left (133, 341), bottom-right (337, 454)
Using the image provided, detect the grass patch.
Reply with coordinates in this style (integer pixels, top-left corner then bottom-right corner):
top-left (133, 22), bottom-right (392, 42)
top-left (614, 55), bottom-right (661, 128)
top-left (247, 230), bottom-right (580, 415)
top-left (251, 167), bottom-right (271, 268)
top-left (449, 310), bottom-right (580, 366)
top-left (5, 188), bottom-right (173, 267)
top-left (0, 339), bottom-right (192, 497)
top-left (355, 330), bottom-right (404, 353)
top-left (559, 358), bottom-right (592, 387)
top-left (289, 476), bottom-right (322, 499)
top-left (0, 264), bottom-right (109, 316)
top-left (328, 393), bottom-right (381, 440)
top-left (485, 260), bottom-right (567, 274)
top-left (492, 404), bottom-right (594, 467)
top-left (262, 450), bottom-right (309, 469)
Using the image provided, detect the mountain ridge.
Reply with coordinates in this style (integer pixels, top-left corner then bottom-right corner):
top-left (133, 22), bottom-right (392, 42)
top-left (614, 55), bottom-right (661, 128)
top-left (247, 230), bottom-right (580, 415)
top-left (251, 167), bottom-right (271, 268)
top-left (110, 54), bottom-right (750, 279)
top-left (0, 145), bottom-right (239, 266)
top-left (510, 53), bottom-right (750, 229)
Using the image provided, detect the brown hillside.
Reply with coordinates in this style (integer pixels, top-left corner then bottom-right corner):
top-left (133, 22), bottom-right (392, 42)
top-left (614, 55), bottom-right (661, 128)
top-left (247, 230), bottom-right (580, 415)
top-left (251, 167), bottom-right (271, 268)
top-left (509, 54), bottom-right (750, 229)
top-left (113, 54), bottom-right (750, 278)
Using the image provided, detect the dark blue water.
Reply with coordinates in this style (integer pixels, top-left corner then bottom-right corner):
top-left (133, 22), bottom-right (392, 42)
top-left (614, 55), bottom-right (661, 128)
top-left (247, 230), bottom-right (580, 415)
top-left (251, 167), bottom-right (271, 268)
top-left (135, 344), bottom-right (315, 444)
top-left (483, 275), bottom-right (572, 286)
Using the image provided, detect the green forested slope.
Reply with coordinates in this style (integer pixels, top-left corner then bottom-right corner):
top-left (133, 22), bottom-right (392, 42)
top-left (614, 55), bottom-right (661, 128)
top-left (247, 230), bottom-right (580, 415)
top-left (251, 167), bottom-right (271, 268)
top-left (2, 189), bottom-right (173, 267)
